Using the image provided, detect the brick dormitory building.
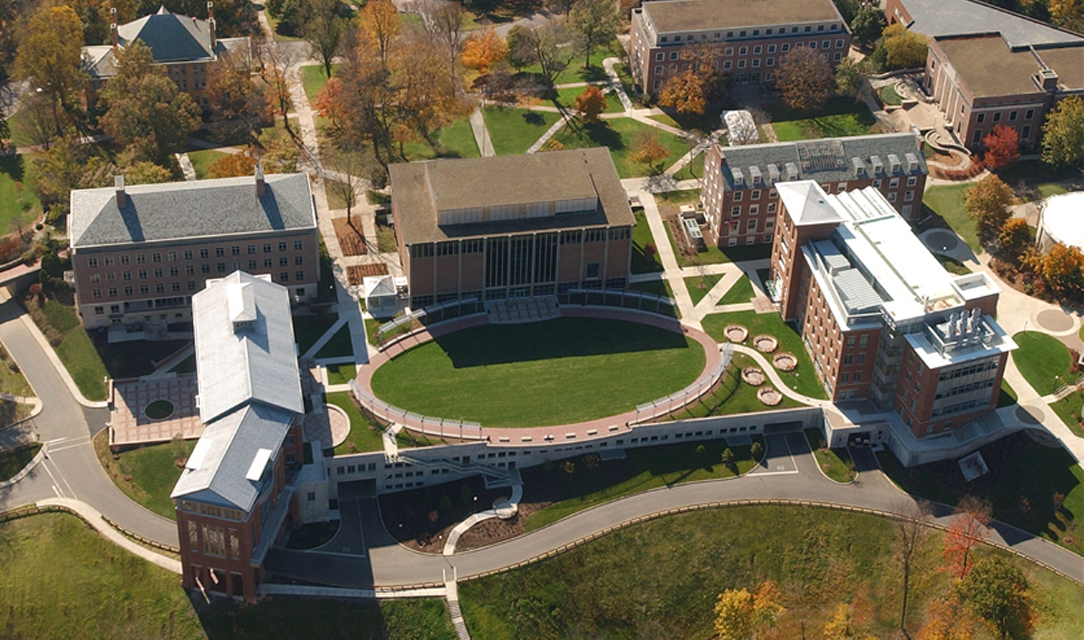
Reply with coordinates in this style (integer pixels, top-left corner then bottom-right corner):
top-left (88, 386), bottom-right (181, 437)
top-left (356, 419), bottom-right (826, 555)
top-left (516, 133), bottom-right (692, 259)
top-left (702, 132), bottom-right (929, 248)
top-left (389, 148), bottom-right (635, 309)
top-left (767, 182), bottom-right (1016, 441)
top-left (69, 170), bottom-right (319, 332)
top-left (629, 0), bottom-right (852, 95)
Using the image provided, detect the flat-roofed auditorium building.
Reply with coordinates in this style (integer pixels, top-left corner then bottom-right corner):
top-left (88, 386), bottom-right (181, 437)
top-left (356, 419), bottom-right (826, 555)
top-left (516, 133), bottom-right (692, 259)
top-left (389, 149), bottom-right (635, 309)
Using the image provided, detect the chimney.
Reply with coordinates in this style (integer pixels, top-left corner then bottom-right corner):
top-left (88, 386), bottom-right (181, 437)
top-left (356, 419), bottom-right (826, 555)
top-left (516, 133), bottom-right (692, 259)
top-left (255, 164), bottom-right (265, 197)
top-left (209, 17), bottom-right (216, 49)
top-left (110, 22), bottom-right (119, 48)
top-left (115, 175), bottom-right (127, 208)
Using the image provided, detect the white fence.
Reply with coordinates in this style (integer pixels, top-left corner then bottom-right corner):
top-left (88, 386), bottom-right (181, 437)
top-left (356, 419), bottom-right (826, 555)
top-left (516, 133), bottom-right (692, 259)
top-left (349, 380), bottom-right (485, 440)
top-left (632, 344), bottom-right (733, 424)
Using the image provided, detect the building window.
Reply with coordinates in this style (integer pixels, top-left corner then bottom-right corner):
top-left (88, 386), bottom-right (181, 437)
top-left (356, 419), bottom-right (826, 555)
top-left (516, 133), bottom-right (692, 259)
top-left (217, 263), bottom-right (226, 272)
top-left (752, 58), bottom-right (760, 67)
top-left (670, 52), bottom-right (678, 60)
top-left (906, 176), bottom-right (917, 187)
top-left (279, 257), bottom-right (288, 267)
top-left (739, 46), bottom-right (747, 55)
top-left (766, 57), bottom-right (774, 67)
top-left (294, 240), bottom-right (303, 251)
top-left (888, 192), bottom-right (897, 202)
top-left (1025, 109), bottom-right (1034, 119)
top-left (215, 247), bottom-right (225, 258)
top-left (977, 113), bottom-right (985, 124)
top-left (280, 272), bottom-right (289, 282)
top-left (155, 284), bottom-right (164, 293)
top-left (296, 270), bottom-right (305, 281)
top-left (781, 43), bottom-right (790, 53)
top-left (731, 206), bottom-right (741, 216)
top-left (822, 40), bottom-right (830, 49)
top-left (154, 268), bottom-right (163, 278)
top-left (278, 242), bottom-right (287, 252)
top-left (767, 44), bottom-right (776, 53)
top-left (737, 60), bottom-right (746, 69)
top-left (184, 250), bottom-right (194, 260)
top-left (993, 112), bottom-right (1002, 122)
top-left (231, 246), bottom-right (240, 256)
top-left (904, 190), bottom-right (914, 201)
top-left (810, 41), bottom-right (817, 49)
top-left (188, 281), bottom-right (197, 291)
top-left (199, 249), bottom-right (209, 259)
top-left (723, 61), bottom-right (732, 70)
top-left (92, 289), bottom-right (102, 299)
top-left (1022, 125), bottom-right (1031, 138)
top-left (835, 39), bottom-right (844, 48)
top-left (833, 52), bottom-right (842, 61)
top-left (202, 524), bottom-right (225, 556)
top-left (586, 262), bottom-right (600, 279)
top-left (753, 45), bottom-right (762, 54)
top-left (655, 52), bottom-right (664, 61)
top-left (88, 258), bottom-right (99, 268)
top-left (889, 177), bottom-right (900, 188)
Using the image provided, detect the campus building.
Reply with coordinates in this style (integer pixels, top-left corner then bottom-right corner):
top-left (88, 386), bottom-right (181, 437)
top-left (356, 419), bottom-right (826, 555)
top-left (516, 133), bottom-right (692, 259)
top-left (629, 0), bottom-right (851, 95)
top-left (701, 132), bottom-right (928, 248)
top-left (171, 271), bottom-right (324, 601)
top-left (69, 170), bottom-right (319, 332)
top-left (82, 4), bottom-right (250, 108)
top-left (883, 0), bottom-right (1084, 151)
top-left (767, 182), bottom-right (1015, 439)
top-left (389, 148), bottom-right (635, 309)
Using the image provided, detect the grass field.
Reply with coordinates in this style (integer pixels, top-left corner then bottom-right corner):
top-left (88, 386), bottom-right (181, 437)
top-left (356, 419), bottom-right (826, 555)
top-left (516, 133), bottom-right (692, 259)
top-left (768, 97), bottom-right (877, 141)
top-left (549, 118), bottom-right (688, 178)
top-left (370, 318), bottom-right (706, 427)
top-left (522, 42), bottom-right (621, 86)
top-left (32, 299), bottom-right (109, 401)
top-left (0, 346), bottom-right (33, 396)
top-left (923, 184), bottom-right (981, 253)
top-left (804, 428), bottom-right (856, 482)
top-left (0, 442), bottom-right (41, 481)
top-left (683, 274), bottom-right (723, 306)
top-left (1050, 392), bottom-right (1084, 438)
top-left (187, 149), bottom-right (230, 179)
top-left (293, 313), bottom-right (339, 355)
top-left (326, 363), bottom-right (357, 385)
top-left (0, 155), bottom-right (42, 233)
top-left (671, 151), bottom-right (704, 181)
top-left (90, 337), bottom-right (190, 380)
top-left (717, 274), bottom-right (754, 306)
top-left (523, 437), bottom-right (762, 531)
top-left (401, 118), bottom-right (481, 160)
top-left (327, 391), bottom-right (385, 455)
top-left (460, 505), bottom-right (1084, 640)
top-left (1012, 331), bottom-right (1072, 395)
top-left (482, 107), bottom-right (562, 156)
top-left (997, 379), bottom-right (1018, 408)
top-left (314, 324), bottom-right (354, 359)
top-left (0, 512), bottom-right (456, 639)
top-left (877, 430), bottom-right (1084, 557)
top-left (665, 353), bottom-right (805, 419)
top-left (879, 84), bottom-right (903, 106)
top-left (299, 64), bottom-right (342, 103)
top-left (94, 431), bottom-right (194, 520)
top-left (702, 311), bottom-right (829, 400)
top-left (631, 211), bottom-right (664, 274)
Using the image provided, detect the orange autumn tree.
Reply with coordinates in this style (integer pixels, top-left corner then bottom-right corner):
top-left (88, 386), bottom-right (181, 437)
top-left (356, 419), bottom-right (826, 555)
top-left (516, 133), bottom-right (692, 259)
top-left (982, 124), bottom-right (1020, 169)
top-left (573, 86), bottom-right (607, 123)
top-left (942, 496), bottom-right (991, 579)
top-left (461, 28), bottom-right (508, 75)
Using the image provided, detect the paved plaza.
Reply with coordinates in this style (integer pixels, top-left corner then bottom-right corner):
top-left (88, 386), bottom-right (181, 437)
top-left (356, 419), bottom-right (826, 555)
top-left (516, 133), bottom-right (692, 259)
top-left (110, 374), bottom-right (202, 446)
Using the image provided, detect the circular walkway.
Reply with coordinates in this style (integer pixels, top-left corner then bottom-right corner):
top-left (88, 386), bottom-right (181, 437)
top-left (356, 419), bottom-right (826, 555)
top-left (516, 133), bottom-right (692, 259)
top-left (355, 307), bottom-right (722, 444)
top-left (1036, 309), bottom-right (1075, 334)
top-left (304, 404), bottom-right (350, 450)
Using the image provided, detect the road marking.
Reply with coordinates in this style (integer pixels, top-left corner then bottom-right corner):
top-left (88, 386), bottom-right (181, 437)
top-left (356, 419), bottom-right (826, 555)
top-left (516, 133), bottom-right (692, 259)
top-left (41, 459), bottom-right (66, 497)
top-left (751, 469), bottom-right (800, 476)
top-left (44, 458), bottom-right (76, 498)
top-left (52, 485), bottom-right (60, 497)
top-left (47, 439), bottom-right (92, 454)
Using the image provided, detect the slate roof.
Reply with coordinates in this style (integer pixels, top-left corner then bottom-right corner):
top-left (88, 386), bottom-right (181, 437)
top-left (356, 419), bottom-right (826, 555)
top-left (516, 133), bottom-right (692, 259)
top-left (641, 0), bottom-right (844, 35)
top-left (192, 271), bottom-right (304, 424)
top-left (390, 148), bottom-right (635, 246)
top-left (892, 0), bottom-right (1084, 47)
top-left (169, 403), bottom-right (293, 511)
top-left (69, 173), bottom-right (316, 248)
top-left (714, 133), bottom-right (927, 191)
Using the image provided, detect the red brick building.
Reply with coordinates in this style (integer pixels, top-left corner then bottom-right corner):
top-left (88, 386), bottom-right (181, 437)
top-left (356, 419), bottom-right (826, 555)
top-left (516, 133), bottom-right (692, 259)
top-left (69, 171), bottom-right (319, 332)
top-left (390, 149), bottom-right (635, 309)
top-left (768, 182), bottom-right (1015, 438)
top-left (629, 0), bottom-right (851, 95)
top-left (702, 132), bottom-right (928, 248)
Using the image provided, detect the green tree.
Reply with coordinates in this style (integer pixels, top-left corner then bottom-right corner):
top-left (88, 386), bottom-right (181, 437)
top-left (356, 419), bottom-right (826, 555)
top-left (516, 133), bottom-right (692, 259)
top-left (99, 41), bottom-right (202, 164)
top-left (850, 4), bottom-right (886, 48)
top-left (438, 494), bottom-right (453, 514)
top-left (1041, 95), bottom-right (1084, 168)
top-left (750, 440), bottom-right (764, 460)
top-left (13, 5), bottom-right (85, 133)
top-left (569, 0), bottom-right (621, 69)
top-left (302, 0), bottom-right (348, 79)
top-left (776, 48), bottom-right (835, 112)
top-left (31, 135), bottom-right (114, 218)
top-left (124, 161), bottom-right (174, 185)
top-left (956, 557), bottom-right (1034, 639)
top-left (964, 174), bottom-right (1013, 246)
top-left (835, 57), bottom-right (865, 101)
top-left (721, 447), bottom-right (735, 466)
top-left (876, 24), bottom-right (928, 71)
top-left (459, 483), bottom-right (474, 507)
top-left (506, 25), bottom-right (536, 71)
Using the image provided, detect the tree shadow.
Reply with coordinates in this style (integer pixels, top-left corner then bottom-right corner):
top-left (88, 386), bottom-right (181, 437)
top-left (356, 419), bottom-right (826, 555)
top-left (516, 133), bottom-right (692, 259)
top-left (581, 122), bottom-right (622, 151)
top-left (0, 155), bottom-right (25, 183)
top-left (522, 111), bottom-right (546, 126)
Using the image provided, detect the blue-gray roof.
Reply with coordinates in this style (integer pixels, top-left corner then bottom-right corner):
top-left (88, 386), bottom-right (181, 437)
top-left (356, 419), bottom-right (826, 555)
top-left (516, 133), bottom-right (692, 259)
top-left (893, 0), bottom-right (1084, 47)
top-left (70, 173), bottom-right (316, 248)
top-left (192, 271), bottom-right (304, 424)
top-left (715, 133), bottom-right (927, 191)
top-left (120, 6), bottom-right (215, 63)
top-left (170, 403), bottom-right (294, 511)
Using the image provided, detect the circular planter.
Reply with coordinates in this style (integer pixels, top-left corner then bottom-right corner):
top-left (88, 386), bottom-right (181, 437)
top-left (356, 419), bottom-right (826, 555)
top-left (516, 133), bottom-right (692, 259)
top-left (753, 334), bottom-right (778, 353)
top-left (757, 387), bottom-right (783, 406)
top-left (741, 366), bottom-right (765, 386)
top-left (144, 399), bottom-right (175, 421)
top-left (724, 325), bottom-right (748, 343)
top-left (772, 352), bottom-right (797, 372)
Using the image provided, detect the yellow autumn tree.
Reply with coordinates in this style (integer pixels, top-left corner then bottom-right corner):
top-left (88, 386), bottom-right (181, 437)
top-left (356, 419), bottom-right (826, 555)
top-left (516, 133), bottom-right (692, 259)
top-left (713, 580), bottom-right (784, 640)
top-left (461, 28), bottom-right (508, 75)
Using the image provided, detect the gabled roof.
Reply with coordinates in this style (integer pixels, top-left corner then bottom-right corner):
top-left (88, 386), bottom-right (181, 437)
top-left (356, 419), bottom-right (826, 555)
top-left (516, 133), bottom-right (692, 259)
top-left (169, 403), bottom-right (294, 511)
top-left (118, 6), bottom-right (215, 63)
top-left (778, 181), bottom-right (842, 225)
top-left (641, 0), bottom-right (844, 35)
top-left (69, 173), bottom-right (316, 248)
top-left (192, 271), bottom-right (304, 424)
top-left (892, 0), bottom-right (1084, 47)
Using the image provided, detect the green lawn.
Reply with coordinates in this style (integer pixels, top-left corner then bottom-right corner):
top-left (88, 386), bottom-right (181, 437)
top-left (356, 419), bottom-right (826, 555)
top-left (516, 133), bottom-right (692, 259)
top-left (370, 318), bottom-right (706, 427)
top-left (90, 337), bottom-right (190, 379)
top-left (923, 184), bottom-right (981, 253)
top-left (1050, 391), bottom-right (1084, 438)
top-left (717, 274), bottom-right (754, 306)
top-left (665, 353), bottom-right (805, 419)
top-left (0, 442), bottom-right (41, 481)
top-left (523, 437), bottom-right (762, 531)
top-left (804, 428), bottom-right (856, 482)
top-left (187, 149), bottom-right (229, 179)
top-left (1011, 331), bottom-right (1072, 395)
top-left (292, 313), bottom-right (339, 355)
top-left (549, 118), bottom-right (689, 178)
top-left (0, 347), bottom-right (33, 396)
top-left (997, 379), bottom-right (1018, 408)
top-left (683, 274), bottom-right (723, 306)
top-left (522, 42), bottom-right (621, 85)
top-left (31, 299), bottom-right (109, 401)
top-left (482, 107), bottom-right (562, 156)
top-left (935, 253), bottom-right (972, 275)
top-left (0, 512), bottom-right (456, 639)
top-left (327, 391), bottom-right (385, 455)
top-left (299, 64), bottom-right (341, 103)
top-left (402, 118), bottom-right (481, 161)
top-left (631, 211), bottom-right (664, 274)
top-left (702, 311), bottom-right (829, 400)
top-left (314, 324), bottom-right (354, 359)
top-left (460, 505), bottom-right (1084, 640)
top-left (0, 155), bottom-right (42, 233)
top-left (376, 221), bottom-right (398, 253)
top-left (878, 84), bottom-right (903, 106)
top-left (326, 363), bottom-right (357, 385)
top-left (554, 85), bottom-right (624, 114)
top-left (1038, 183), bottom-right (1068, 197)
top-left (768, 97), bottom-right (877, 141)
top-left (95, 431), bottom-right (195, 520)
top-left (648, 113), bottom-right (680, 128)
top-left (877, 430), bottom-right (1084, 557)
top-left (671, 151), bottom-right (705, 181)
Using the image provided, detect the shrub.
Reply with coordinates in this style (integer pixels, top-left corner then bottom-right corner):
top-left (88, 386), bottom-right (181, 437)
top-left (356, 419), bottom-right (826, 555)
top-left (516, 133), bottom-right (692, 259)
top-left (438, 495), bottom-right (453, 515)
top-left (750, 441), bottom-right (764, 460)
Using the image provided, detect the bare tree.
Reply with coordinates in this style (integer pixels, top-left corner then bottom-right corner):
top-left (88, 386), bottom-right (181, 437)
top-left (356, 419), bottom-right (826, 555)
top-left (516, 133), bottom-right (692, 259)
top-left (531, 22), bottom-right (572, 94)
top-left (257, 42), bottom-right (299, 132)
top-left (893, 500), bottom-right (931, 639)
top-left (420, 0), bottom-right (467, 77)
top-left (301, 0), bottom-right (349, 79)
top-left (324, 150), bottom-right (368, 230)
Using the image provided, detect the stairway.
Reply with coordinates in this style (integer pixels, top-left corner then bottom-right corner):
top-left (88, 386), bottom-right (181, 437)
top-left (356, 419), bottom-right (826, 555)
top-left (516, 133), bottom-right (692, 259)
top-left (397, 452), bottom-right (512, 488)
top-left (485, 296), bottom-right (560, 324)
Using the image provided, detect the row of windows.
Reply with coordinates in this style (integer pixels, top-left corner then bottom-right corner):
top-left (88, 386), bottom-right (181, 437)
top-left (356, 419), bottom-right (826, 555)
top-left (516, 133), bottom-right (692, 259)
top-left (84, 241), bottom-right (305, 268)
top-left (89, 257), bottom-right (304, 281)
top-left (90, 271), bottom-right (306, 299)
top-left (935, 378), bottom-right (995, 401)
top-left (657, 22), bottom-right (842, 44)
top-left (976, 109), bottom-right (1034, 124)
top-left (937, 359), bottom-right (1000, 381)
top-left (410, 228), bottom-right (627, 259)
top-left (971, 124), bottom-right (1033, 145)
